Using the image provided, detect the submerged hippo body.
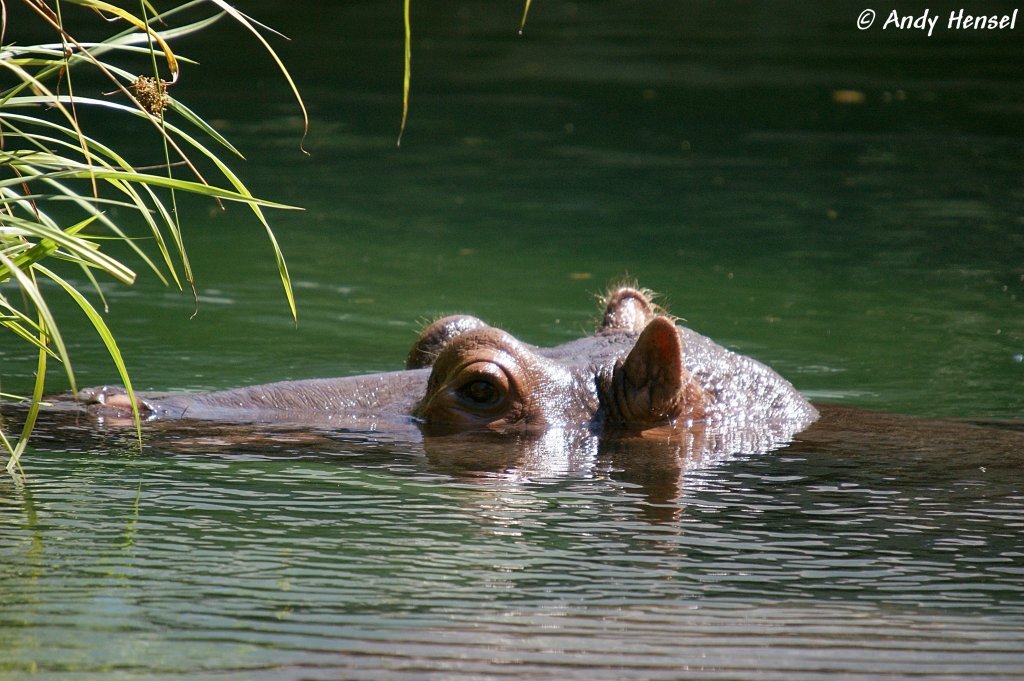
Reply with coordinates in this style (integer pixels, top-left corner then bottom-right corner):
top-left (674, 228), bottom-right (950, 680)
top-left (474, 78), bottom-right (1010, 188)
top-left (70, 287), bottom-right (818, 455)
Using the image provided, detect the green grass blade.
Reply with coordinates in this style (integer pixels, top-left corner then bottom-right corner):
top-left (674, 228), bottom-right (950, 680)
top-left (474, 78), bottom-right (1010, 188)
top-left (2, 0), bottom-right (306, 472)
top-left (5, 337), bottom-right (48, 478)
top-left (0, 213), bottom-right (134, 284)
top-left (0, 253), bottom-right (76, 394)
top-left (138, 114), bottom-right (300, 322)
top-left (205, 1), bottom-right (309, 151)
top-left (399, 0), bottom-right (411, 146)
top-left (0, 310), bottom-right (61, 360)
top-left (36, 265), bottom-right (142, 440)
top-left (2, 162), bottom-right (299, 209)
top-left (167, 99), bottom-right (244, 158)
top-left (519, 0), bottom-right (534, 34)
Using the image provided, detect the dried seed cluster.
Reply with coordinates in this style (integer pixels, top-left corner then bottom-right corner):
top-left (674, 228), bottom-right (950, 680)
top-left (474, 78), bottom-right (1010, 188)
top-left (132, 75), bottom-right (170, 116)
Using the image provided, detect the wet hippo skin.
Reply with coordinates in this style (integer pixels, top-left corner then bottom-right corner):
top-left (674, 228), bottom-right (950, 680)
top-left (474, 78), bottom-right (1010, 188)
top-left (64, 286), bottom-right (818, 450)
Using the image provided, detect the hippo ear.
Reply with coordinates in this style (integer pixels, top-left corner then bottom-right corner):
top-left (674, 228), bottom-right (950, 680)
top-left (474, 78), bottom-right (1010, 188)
top-left (407, 315), bottom-right (489, 369)
top-left (603, 316), bottom-right (705, 427)
top-left (599, 287), bottom-right (657, 334)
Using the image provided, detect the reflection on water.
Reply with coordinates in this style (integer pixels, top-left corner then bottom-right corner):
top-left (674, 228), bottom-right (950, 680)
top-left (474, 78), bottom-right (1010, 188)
top-left (3, 406), bottom-right (1024, 679)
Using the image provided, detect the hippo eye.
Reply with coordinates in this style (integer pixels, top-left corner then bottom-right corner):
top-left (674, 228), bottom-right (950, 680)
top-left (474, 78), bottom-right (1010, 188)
top-left (449, 361), bottom-right (511, 414)
top-left (458, 379), bottom-right (501, 406)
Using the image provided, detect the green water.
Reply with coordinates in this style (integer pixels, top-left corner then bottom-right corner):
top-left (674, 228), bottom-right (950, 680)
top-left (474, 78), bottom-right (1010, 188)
top-left (3, 1), bottom-right (1024, 678)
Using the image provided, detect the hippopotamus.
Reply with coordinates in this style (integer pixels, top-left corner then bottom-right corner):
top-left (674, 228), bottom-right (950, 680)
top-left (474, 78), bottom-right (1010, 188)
top-left (66, 286), bottom-right (819, 456)
top-left (34, 283), bottom-right (1024, 519)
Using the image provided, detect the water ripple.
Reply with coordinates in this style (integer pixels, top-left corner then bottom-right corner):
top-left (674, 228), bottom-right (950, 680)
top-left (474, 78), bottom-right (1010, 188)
top-left (3, 429), bottom-right (1024, 680)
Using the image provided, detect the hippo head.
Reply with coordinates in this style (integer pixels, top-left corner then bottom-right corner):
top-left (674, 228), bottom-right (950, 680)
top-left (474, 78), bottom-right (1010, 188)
top-left (410, 287), bottom-right (708, 433)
